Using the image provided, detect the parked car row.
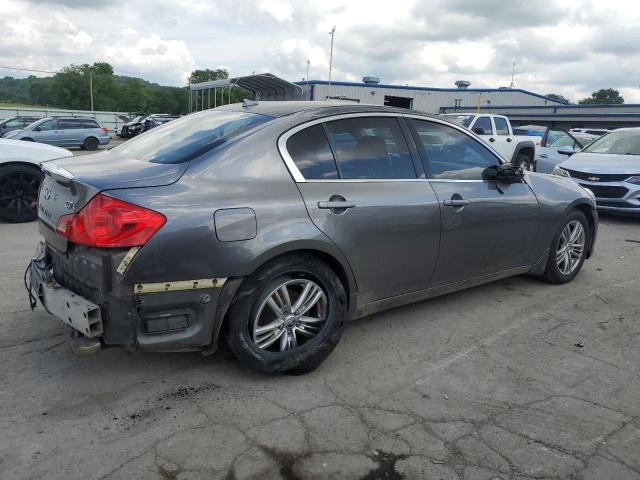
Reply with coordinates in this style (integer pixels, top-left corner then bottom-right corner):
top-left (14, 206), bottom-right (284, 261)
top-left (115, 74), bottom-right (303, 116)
top-left (1, 116), bottom-right (110, 150)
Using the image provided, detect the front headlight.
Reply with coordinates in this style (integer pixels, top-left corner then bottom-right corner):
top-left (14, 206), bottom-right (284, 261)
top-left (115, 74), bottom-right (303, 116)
top-left (3, 131), bottom-right (17, 138)
top-left (553, 165), bottom-right (570, 177)
top-left (625, 175), bottom-right (640, 185)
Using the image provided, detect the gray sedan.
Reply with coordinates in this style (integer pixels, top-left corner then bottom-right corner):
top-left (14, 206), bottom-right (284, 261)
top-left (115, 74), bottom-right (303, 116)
top-left (554, 128), bottom-right (640, 214)
top-left (27, 102), bottom-right (597, 374)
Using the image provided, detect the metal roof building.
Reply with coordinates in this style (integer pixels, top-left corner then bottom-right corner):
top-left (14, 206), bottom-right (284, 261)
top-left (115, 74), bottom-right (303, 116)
top-left (281, 79), bottom-right (565, 112)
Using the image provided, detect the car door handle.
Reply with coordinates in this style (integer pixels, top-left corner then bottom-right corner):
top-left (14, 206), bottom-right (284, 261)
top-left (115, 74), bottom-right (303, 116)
top-left (318, 201), bottom-right (356, 209)
top-left (506, 138), bottom-right (513, 142)
top-left (443, 199), bottom-right (471, 207)
top-left (489, 137), bottom-right (495, 142)
top-left (539, 153), bottom-right (548, 158)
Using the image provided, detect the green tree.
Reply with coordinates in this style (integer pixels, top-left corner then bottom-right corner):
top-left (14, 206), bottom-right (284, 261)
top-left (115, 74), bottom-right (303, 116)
top-left (579, 88), bottom-right (624, 105)
top-left (188, 68), bottom-right (229, 84)
top-left (545, 93), bottom-right (570, 104)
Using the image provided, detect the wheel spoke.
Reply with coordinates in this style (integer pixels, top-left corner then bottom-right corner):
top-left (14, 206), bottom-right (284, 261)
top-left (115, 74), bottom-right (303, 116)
top-left (256, 328), bottom-right (284, 349)
top-left (291, 282), bottom-right (313, 313)
top-left (254, 319), bottom-right (284, 336)
top-left (266, 297), bottom-right (283, 317)
top-left (279, 285), bottom-right (292, 312)
top-left (298, 289), bottom-right (324, 316)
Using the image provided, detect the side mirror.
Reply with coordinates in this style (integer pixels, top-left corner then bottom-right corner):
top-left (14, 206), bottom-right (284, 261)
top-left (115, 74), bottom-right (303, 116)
top-left (472, 127), bottom-right (486, 135)
top-left (482, 163), bottom-right (524, 183)
top-left (557, 146), bottom-right (575, 156)
top-left (34, 126), bottom-right (41, 131)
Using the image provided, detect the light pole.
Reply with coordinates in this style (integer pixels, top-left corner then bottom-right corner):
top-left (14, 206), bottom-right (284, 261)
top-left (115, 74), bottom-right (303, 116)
top-left (510, 62), bottom-right (516, 89)
top-left (306, 59), bottom-right (310, 82)
top-left (89, 72), bottom-right (94, 111)
top-left (328, 26), bottom-right (336, 96)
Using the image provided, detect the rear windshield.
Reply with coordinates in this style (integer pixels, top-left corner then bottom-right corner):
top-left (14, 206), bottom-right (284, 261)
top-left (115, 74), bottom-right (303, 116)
top-left (111, 110), bottom-right (273, 164)
top-left (444, 115), bottom-right (475, 127)
top-left (582, 131), bottom-right (640, 156)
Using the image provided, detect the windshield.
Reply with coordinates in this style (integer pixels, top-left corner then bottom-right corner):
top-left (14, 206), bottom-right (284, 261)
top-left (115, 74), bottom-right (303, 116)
top-left (583, 131), bottom-right (640, 156)
top-left (444, 115), bottom-right (475, 127)
top-left (26, 118), bottom-right (50, 130)
top-left (111, 110), bottom-right (273, 164)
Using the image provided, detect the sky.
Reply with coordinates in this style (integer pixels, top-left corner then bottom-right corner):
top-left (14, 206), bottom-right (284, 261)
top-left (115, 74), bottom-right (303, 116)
top-left (2, 0), bottom-right (640, 103)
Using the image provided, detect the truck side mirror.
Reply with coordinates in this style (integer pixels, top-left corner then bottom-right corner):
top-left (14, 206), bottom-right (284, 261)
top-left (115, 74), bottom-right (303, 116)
top-left (557, 146), bottom-right (575, 156)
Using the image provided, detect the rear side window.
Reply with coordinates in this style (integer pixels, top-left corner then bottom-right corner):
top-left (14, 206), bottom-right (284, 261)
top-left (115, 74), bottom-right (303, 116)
top-left (111, 111), bottom-right (273, 164)
top-left (59, 119), bottom-right (84, 129)
top-left (324, 117), bottom-right (416, 179)
top-left (286, 125), bottom-right (339, 179)
top-left (81, 119), bottom-right (99, 128)
top-left (411, 119), bottom-right (499, 180)
top-left (494, 117), bottom-right (509, 135)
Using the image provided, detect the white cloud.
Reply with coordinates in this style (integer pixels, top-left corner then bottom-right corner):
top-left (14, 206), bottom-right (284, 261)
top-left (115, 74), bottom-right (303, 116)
top-left (2, 0), bottom-right (640, 104)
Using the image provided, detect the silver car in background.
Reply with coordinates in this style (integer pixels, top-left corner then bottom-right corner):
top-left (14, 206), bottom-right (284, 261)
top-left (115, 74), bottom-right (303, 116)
top-left (554, 128), bottom-right (640, 214)
top-left (3, 116), bottom-right (110, 150)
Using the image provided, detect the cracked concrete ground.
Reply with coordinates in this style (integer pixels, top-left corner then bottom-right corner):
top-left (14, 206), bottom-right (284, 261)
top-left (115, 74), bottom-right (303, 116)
top-left (1, 215), bottom-right (639, 480)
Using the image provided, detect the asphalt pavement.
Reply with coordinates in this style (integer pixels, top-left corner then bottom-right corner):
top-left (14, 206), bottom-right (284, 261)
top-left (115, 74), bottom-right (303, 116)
top-left (0, 215), bottom-right (639, 479)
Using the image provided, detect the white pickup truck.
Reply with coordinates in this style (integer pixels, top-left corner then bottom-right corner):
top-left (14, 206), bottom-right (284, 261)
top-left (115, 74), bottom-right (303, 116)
top-left (442, 113), bottom-right (537, 170)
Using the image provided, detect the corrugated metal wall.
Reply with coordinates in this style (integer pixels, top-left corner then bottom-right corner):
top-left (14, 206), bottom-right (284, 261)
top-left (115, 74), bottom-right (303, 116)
top-left (0, 107), bottom-right (131, 133)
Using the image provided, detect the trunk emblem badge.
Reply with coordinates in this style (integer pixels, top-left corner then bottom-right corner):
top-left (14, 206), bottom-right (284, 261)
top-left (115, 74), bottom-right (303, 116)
top-left (44, 187), bottom-right (51, 200)
top-left (65, 201), bottom-right (75, 210)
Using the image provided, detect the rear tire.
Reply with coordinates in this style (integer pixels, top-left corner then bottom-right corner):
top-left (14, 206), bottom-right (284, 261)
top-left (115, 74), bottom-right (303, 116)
top-left (83, 137), bottom-right (99, 150)
top-left (226, 254), bottom-right (347, 375)
top-left (543, 210), bottom-right (589, 284)
top-left (0, 164), bottom-right (43, 223)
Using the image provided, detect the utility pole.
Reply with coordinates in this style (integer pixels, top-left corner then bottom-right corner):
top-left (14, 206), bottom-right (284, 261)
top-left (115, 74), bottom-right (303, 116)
top-left (510, 62), bottom-right (516, 89)
top-left (306, 59), bottom-right (310, 82)
top-left (89, 72), bottom-right (94, 111)
top-left (328, 26), bottom-right (336, 96)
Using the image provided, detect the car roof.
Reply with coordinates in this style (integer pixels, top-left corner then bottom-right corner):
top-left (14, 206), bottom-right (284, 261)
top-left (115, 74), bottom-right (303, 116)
top-left (216, 100), bottom-right (435, 119)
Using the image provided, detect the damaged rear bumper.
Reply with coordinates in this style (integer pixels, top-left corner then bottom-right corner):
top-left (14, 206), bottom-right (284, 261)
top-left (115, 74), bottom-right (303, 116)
top-left (27, 242), bottom-right (239, 353)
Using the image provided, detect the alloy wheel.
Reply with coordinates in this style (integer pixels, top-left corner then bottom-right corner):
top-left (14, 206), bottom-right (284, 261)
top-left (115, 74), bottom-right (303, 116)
top-left (252, 278), bottom-right (328, 352)
top-left (555, 220), bottom-right (585, 275)
top-left (0, 170), bottom-right (40, 221)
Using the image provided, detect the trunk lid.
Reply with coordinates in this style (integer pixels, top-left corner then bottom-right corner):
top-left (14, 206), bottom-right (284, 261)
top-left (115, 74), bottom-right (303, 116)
top-left (38, 151), bottom-right (187, 252)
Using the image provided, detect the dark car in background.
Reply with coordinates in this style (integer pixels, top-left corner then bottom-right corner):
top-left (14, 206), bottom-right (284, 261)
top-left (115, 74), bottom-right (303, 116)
top-left (27, 102), bottom-right (597, 375)
top-left (118, 114), bottom-right (179, 138)
top-left (0, 116), bottom-right (41, 137)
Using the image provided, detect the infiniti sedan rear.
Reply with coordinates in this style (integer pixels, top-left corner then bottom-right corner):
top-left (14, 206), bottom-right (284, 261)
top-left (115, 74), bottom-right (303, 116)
top-left (27, 102), bottom-right (597, 374)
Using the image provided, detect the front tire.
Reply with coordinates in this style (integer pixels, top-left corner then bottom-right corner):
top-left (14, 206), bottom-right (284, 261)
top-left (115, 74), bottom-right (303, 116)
top-left (515, 153), bottom-right (531, 171)
top-left (0, 164), bottom-right (43, 223)
top-left (226, 254), bottom-right (347, 375)
top-left (543, 210), bottom-right (589, 284)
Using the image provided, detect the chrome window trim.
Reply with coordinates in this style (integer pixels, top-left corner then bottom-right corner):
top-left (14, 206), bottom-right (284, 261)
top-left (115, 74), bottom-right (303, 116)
top-left (277, 111), bottom-right (504, 183)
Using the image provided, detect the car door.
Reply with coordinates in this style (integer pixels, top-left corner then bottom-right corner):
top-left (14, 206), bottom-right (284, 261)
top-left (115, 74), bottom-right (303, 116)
top-left (32, 119), bottom-right (60, 144)
top-left (536, 129), bottom-right (583, 173)
top-left (492, 116), bottom-right (515, 159)
top-left (280, 115), bottom-right (441, 304)
top-left (408, 117), bottom-right (540, 286)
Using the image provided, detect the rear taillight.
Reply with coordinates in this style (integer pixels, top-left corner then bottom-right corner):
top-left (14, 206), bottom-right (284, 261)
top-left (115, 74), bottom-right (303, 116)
top-left (101, 127), bottom-right (109, 134)
top-left (56, 194), bottom-right (166, 248)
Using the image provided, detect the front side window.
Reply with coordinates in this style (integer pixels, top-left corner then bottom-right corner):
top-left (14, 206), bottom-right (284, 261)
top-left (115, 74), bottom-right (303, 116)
top-left (111, 110), bottom-right (272, 164)
top-left (473, 116), bottom-right (493, 134)
top-left (36, 120), bottom-right (57, 131)
top-left (494, 117), bottom-right (510, 135)
top-left (546, 130), bottom-right (576, 148)
top-left (324, 117), bottom-right (416, 179)
top-left (411, 119), bottom-right (499, 180)
top-left (286, 125), bottom-right (339, 180)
